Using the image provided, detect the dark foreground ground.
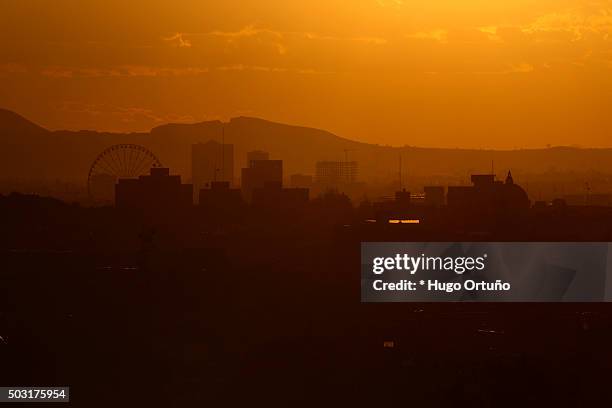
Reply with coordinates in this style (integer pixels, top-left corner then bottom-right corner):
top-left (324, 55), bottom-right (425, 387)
top-left (2, 193), bottom-right (612, 406)
top-left (3, 247), bottom-right (612, 407)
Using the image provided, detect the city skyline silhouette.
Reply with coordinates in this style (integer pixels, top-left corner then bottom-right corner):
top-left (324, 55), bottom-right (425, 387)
top-left (4, 106), bottom-right (612, 207)
top-left (3, 1), bottom-right (612, 406)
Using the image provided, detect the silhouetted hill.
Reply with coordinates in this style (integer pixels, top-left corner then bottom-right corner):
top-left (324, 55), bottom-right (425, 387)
top-left (0, 109), bottom-right (147, 180)
top-left (148, 116), bottom-right (366, 178)
top-left (3, 108), bottom-right (612, 186)
top-left (0, 108), bottom-right (48, 136)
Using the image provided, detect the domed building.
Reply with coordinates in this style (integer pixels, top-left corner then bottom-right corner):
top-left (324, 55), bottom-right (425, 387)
top-left (447, 171), bottom-right (530, 212)
top-left (496, 171), bottom-right (530, 210)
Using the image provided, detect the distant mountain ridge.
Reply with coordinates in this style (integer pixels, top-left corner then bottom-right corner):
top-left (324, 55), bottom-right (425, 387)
top-left (2, 108), bottom-right (612, 184)
top-left (0, 108), bottom-right (47, 136)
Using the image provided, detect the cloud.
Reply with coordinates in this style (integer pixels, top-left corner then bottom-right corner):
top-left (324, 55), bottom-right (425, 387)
top-left (467, 6), bottom-right (609, 47)
top-left (166, 24), bottom-right (388, 57)
top-left (163, 33), bottom-right (192, 48)
top-left (121, 65), bottom-right (209, 77)
top-left (508, 62), bottom-right (535, 73)
top-left (520, 8), bottom-right (612, 41)
top-left (475, 63), bottom-right (535, 75)
top-left (41, 65), bottom-right (209, 78)
top-left (477, 26), bottom-right (503, 43)
top-left (41, 67), bottom-right (75, 78)
top-left (214, 64), bottom-right (334, 75)
top-left (301, 32), bottom-right (387, 44)
top-left (406, 29), bottom-right (448, 43)
top-left (59, 102), bottom-right (197, 126)
top-left (425, 62), bottom-right (535, 76)
top-left (402, 5), bottom-right (612, 73)
top-left (376, 0), bottom-right (404, 8)
top-left (39, 64), bottom-right (331, 79)
top-left (216, 64), bottom-right (288, 73)
top-left (207, 24), bottom-right (282, 39)
top-left (175, 25), bottom-right (287, 55)
top-left (0, 63), bottom-right (27, 76)
top-left (205, 25), bottom-right (387, 44)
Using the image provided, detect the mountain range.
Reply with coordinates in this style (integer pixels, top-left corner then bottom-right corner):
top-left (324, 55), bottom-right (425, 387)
top-left (1, 108), bottom-right (612, 185)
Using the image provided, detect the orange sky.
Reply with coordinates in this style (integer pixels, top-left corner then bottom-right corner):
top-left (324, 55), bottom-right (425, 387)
top-left (1, 0), bottom-right (612, 148)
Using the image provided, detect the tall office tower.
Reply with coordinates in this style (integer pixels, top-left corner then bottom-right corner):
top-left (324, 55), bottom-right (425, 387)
top-left (192, 141), bottom-right (234, 203)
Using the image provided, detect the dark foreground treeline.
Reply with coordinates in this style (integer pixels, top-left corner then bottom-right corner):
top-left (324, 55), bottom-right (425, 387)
top-left (2, 192), bottom-right (612, 407)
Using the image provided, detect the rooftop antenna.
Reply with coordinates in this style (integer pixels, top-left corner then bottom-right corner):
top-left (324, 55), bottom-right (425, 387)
top-left (585, 182), bottom-right (591, 205)
top-left (343, 148), bottom-right (351, 163)
top-left (399, 154), bottom-right (402, 190)
top-left (221, 125), bottom-right (225, 182)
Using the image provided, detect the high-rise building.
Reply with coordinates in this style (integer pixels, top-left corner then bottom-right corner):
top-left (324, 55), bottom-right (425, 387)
top-left (315, 161), bottom-right (358, 186)
top-left (247, 150), bottom-right (269, 168)
top-left (192, 141), bottom-right (234, 203)
top-left (241, 159), bottom-right (283, 202)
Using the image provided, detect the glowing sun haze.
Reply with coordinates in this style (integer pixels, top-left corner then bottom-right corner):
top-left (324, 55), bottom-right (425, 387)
top-left (1, 0), bottom-right (612, 148)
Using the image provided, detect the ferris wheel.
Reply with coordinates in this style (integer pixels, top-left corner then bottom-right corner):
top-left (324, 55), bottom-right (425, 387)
top-left (87, 144), bottom-right (162, 202)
